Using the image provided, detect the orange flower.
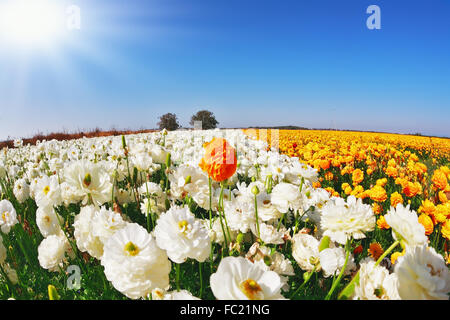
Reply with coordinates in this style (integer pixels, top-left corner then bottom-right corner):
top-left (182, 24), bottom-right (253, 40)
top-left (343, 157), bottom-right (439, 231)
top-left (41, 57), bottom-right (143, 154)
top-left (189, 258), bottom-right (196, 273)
top-left (418, 199), bottom-right (436, 216)
top-left (368, 243), bottom-right (384, 261)
top-left (377, 215), bottom-right (390, 229)
top-left (352, 169), bottom-right (364, 186)
top-left (434, 204), bottom-right (449, 224)
top-left (385, 166), bottom-right (398, 178)
top-left (324, 171), bottom-right (334, 181)
top-left (353, 245), bottom-right (363, 255)
top-left (199, 137), bottom-right (237, 182)
top-left (441, 220), bottom-right (450, 240)
top-left (368, 185), bottom-right (387, 203)
top-left (372, 203), bottom-right (383, 215)
top-left (319, 159), bottom-right (331, 171)
top-left (418, 214), bottom-right (434, 235)
top-left (390, 192), bottom-right (403, 208)
top-left (402, 181), bottom-right (421, 198)
top-left (376, 178), bottom-right (387, 187)
top-left (366, 168), bottom-right (373, 176)
top-left (432, 170), bottom-right (448, 191)
top-left (438, 191), bottom-right (448, 204)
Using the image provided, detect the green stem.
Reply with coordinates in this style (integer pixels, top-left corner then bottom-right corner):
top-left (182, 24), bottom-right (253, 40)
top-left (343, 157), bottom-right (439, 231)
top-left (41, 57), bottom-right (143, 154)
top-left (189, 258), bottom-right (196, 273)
top-left (254, 193), bottom-right (260, 239)
top-left (208, 177), bottom-right (213, 229)
top-left (374, 240), bottom-right (400, 267)
top-left (198, 262), bottom-right (203, 298)
top-left (176, 263), bottom-right (181, 292)
top-left (289, 266), bottom-right (317, 299)
top-left (337, 239), bottom-right (400, 300)
top-left (217, 182), bottom-right (229, 254)
top-left (325, 241), bottom-right (350, 300)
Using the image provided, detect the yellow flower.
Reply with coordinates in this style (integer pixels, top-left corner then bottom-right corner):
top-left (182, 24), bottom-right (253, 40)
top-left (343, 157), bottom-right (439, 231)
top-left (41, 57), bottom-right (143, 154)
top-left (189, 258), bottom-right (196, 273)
top-left (352, 169), bottom-right (364, 186)
top-left (376, 178), bottom-right (387, 187)
top-left (390, 251), bottom-right (403, 265)
top-left (441, 220), bottom-right (450, 240)
top-left (368, 185), bottom-right (387, 203)
top-left (377, 215), bottom-right (390, 229)
top-left (438, 191), bottom-right (448, 204)
top-left (390, 192), bottom-right (403, 208)
top-left (432, 170), bottom-right (448, 191)
top-left (418, 214), bottom-right (434, 236)
top-left (372, 203), bottom-right (383, 215)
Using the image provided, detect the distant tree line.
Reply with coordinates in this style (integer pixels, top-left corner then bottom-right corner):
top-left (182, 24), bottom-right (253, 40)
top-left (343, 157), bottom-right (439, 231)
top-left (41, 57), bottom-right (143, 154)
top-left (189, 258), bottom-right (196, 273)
top-left (157, 110), bottom-right (219, 131)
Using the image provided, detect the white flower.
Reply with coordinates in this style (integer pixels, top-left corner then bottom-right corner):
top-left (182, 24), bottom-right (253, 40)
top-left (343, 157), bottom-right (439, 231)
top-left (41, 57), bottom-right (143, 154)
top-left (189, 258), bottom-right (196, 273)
top-left (139, 182), bottom-right (167, 215)
top-left (168, 164), bottom-right (209, 208)
top-left (353, 258), bottom-right (400, 300)
top-left (36, 205), bottom-right (62, 238)
top-left (246, 243), bottom-right (295, 277)
top-left (235, 182), bottom-right (282, 222)
top-left (73, 205), bottom-right (104, 259)
top-left (154, 206), bottom-right (211, 263)
top-left (38, 233), bottom-right (73, 272)
top-left (320, 196), bottom-right (375, 245)
top-left (91, 206), bottom-right (127, 245)
top-left (149, 144), bottom-right (168, 164)
top-left (34, 175), bottom-right (62, 208)
top-left (319, 246), bottom-right (356, 278)
top-left (384, 204), bottom-right (427, 247)
top-left (0, 199), bottom-right (18, 234)
top-left (64, 160), bottom-right (112, 207)
top-left (270, 182), bottom-right (303, 213)
top-left (224, 199), bottom-right (256, 234)
top-left (251, 222), bottom-right (286, 245)
top-left (291, 232), bottom-right (321, 272)
top-left (210, 256), bottom-right (286, 300)
top-left (101, 223), bottom-right (172, 299)
top-left (151, 288), bottom-right (200, 300)
top-left (206, 218), bottom-right (238, 245)
top-left (394, 245), bottom-right (450, 300)
top-left (13, 178), bottom-right (30, 204)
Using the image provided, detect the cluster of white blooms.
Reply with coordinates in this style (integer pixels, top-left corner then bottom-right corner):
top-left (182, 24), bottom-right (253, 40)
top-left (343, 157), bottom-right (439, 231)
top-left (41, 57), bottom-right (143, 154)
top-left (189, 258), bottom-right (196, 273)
top-left (0, 128), bottom-right (448, 300)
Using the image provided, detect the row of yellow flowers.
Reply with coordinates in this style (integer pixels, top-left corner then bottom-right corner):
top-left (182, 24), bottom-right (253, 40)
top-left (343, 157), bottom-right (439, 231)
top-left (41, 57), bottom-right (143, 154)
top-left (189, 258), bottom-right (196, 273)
top-left (243, 129), bottom-right (450, 264)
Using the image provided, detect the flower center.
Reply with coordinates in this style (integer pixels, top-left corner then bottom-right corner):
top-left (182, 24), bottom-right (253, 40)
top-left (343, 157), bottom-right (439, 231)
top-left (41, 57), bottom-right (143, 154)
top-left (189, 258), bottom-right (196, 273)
top-left (124, 241), bottom-right (140, 256)
top-left (239, 279), bottom-right (263, 300)
top-left (374, 287), bottom-right (384, 299)
top-left (83, 173), bottom-right (92, 188)
top-left (43, 186), bottom-right (50, 195)
top-left (1, 211), bottom-right (9, 221)
top-left (178, 220), bottom-right (190, 235)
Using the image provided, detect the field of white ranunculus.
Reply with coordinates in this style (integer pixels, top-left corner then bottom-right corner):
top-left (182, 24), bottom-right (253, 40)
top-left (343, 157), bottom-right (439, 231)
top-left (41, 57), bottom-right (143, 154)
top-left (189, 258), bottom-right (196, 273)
top-left (0, 129), bottom-right (448, 300)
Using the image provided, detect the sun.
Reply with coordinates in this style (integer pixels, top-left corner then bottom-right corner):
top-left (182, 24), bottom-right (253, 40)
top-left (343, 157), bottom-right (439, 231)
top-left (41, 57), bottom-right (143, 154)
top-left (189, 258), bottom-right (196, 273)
top-left (0, 0), bottom-right (65, 48)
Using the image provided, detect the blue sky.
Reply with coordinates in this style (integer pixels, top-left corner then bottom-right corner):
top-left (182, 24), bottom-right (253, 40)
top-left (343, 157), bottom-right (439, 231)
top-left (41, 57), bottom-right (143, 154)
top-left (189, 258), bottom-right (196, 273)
top-left (1, 0), bottom-right (449, 140)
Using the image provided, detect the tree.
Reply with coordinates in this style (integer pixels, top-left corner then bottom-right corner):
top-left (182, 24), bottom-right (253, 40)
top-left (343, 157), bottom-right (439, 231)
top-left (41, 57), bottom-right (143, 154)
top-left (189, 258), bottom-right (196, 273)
top-left (157, 113), bottom-right (180, 131)
top-left (189, 110), bottom-right (219, 130)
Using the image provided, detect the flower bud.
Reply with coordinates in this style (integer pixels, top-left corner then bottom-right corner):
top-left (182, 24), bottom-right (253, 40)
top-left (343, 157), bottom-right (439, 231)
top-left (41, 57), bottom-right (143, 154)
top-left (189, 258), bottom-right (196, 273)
top-left (48, 285), bottom-right (60, 300)
top-left (236, 233), bottom-right (245, 244)
top-left (165, 153), bottom-right (171, 168)
top-left (251, 185), bottom-right (260, 195)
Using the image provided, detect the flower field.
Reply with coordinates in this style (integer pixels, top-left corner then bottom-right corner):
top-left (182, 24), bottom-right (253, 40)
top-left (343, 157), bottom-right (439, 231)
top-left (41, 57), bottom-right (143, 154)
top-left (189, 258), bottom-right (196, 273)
top-left (0, 128), bottom-right (449, 300)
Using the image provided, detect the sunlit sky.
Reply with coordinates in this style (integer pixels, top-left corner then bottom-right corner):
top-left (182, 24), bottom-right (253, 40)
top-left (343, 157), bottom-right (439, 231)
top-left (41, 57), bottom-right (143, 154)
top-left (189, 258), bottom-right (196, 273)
top-left (1, 0), bottom-right (449, 140)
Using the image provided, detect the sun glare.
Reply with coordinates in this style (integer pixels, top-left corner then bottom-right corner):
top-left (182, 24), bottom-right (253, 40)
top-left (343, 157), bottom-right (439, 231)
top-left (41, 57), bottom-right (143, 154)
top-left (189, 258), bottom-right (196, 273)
top-left (0, 0), bottom-right (65, 48)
